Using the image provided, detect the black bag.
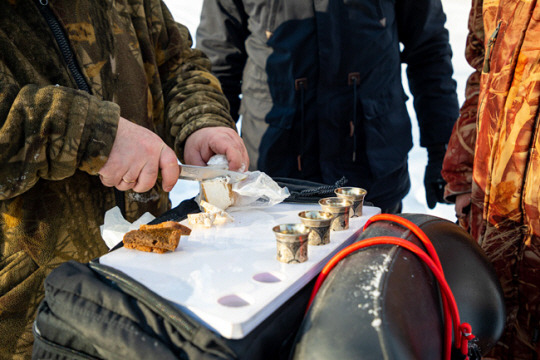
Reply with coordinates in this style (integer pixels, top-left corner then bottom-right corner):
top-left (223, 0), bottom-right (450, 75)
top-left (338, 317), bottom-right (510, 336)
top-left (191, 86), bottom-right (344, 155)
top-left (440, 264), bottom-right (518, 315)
top-left (32, 259), bottom-right (315, 360)
top-left (291, 214), bottom-right (506, 360)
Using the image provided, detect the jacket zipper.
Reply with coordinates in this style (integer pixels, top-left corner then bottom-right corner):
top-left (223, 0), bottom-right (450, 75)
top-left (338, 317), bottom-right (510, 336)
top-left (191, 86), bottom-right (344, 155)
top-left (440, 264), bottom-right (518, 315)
top-left (36, 0), bottom-right (128, 217)
top-left (482, 20), bottom-right (502, 73)
top-left (35, 0), bottom-right (91, 93)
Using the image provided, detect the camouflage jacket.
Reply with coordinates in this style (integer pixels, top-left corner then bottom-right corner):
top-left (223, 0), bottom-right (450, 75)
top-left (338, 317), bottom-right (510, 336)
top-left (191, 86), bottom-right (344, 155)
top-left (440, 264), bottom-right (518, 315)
top-left (0, 0), bottom-right (235, 358)
top-left (442, 0), bottom-right (539, 358)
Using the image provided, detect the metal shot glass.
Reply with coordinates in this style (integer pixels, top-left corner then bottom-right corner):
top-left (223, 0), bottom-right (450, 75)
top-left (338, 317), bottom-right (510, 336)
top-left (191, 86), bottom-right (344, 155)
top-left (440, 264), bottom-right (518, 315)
top-left (318, 197), bottom-right (353, 231)
top-left (298, 210), bottom-right (334, 246)
top-left (334, 187), bottom-right (368, 217)
top-left (272, 223), bottom-right (310, 263)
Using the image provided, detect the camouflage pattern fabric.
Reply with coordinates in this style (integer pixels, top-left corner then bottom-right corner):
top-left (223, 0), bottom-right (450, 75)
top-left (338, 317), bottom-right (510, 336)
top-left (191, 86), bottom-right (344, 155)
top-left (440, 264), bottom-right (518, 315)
top-left (0, 0), bottom-right (236, 358)
top-left (442, 0), bottom-right (540, 358)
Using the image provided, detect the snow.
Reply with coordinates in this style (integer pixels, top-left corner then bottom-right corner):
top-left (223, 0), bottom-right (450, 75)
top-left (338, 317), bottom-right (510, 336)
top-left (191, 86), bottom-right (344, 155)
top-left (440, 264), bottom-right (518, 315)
top-left (165, 0), bottom-right (471, 222)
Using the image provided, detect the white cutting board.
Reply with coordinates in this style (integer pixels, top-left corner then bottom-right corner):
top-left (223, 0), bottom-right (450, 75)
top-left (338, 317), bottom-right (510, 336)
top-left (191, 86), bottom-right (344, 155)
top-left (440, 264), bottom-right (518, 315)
top-left (99, 203), bottom-right (380, 339)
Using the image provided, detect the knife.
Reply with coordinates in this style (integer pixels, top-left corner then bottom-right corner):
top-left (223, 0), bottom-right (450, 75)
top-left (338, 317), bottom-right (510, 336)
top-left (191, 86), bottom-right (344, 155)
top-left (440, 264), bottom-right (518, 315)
top-left (179, 164), bottom-right (248, 183)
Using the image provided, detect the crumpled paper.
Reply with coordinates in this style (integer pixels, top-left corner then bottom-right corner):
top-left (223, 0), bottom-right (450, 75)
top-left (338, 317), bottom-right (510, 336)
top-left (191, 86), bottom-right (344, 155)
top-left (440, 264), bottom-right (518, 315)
top-left (230, 171), bottom-right (290, 210)
top-left (100, 207), bottom-right (155, 249)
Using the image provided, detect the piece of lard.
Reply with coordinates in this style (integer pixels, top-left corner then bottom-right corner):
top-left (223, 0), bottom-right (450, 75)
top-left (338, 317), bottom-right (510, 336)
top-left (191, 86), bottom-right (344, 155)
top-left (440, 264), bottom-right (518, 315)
top-left (188, 200), bottom-right (234, 228)
top-left (200, 176), bottom-right (234, 210)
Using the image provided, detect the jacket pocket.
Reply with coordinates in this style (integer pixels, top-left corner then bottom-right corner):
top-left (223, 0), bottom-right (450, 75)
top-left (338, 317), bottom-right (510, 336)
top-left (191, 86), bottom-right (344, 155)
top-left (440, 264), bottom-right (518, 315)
top-left (344, 0), bottom-right (384, 18)
top-left (360, 86), bottom-right (408, 121)
top-left (344, 0), bottom-right (393, 27)
top-left (359, 88), bottom-right (412, 177)
top-left (33, 329), bottom-right (101, 360)
top-left (343, 0), bottom-right (394, 50)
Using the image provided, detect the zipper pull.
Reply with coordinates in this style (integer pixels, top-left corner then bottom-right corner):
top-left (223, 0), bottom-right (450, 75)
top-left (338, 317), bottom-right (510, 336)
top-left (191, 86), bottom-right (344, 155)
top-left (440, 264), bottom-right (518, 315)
top-left (482, 20), bottom-right (502, 73)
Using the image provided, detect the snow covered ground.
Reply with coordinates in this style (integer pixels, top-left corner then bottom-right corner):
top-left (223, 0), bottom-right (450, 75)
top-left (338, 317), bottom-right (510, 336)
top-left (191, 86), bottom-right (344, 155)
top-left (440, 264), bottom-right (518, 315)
top-left (165, 0), bottom-right (471, 222)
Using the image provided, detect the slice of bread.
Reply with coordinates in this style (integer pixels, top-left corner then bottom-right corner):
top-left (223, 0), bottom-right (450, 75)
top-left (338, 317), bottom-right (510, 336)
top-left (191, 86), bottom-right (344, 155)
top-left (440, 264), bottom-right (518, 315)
top-left (139, 221), bottom-right (191, 234)
top-left (123, 221), bottom-right (191, 253)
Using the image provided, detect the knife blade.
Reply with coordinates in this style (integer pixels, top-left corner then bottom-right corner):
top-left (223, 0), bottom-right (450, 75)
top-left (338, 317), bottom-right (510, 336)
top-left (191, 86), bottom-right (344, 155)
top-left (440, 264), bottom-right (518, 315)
top-left (179, 164), bottom-right (248, 183)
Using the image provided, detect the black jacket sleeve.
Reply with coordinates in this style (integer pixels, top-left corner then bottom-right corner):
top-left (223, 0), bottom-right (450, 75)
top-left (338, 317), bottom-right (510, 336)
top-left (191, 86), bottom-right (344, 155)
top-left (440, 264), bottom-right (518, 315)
top-left (397, 0), bottom-right (459, 148)
top-left (196, 0), bottom-right (249, 122)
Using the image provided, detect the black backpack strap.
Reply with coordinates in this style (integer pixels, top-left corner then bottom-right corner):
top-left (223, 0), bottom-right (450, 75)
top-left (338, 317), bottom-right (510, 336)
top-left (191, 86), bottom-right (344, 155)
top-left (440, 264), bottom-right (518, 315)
top-left (274, 177), bottom-right (348, 203)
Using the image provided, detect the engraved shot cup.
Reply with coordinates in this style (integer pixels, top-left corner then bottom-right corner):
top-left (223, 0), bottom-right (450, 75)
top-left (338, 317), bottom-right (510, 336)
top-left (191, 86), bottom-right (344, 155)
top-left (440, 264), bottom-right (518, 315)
top-left (319, 197), bottom-right (353, 231)
top-left (298, 210), bottom-right (334, 246)
top-left (334, 187), bottom-right (368, 217)
top-left (273, 223), bottom-right (310, 263)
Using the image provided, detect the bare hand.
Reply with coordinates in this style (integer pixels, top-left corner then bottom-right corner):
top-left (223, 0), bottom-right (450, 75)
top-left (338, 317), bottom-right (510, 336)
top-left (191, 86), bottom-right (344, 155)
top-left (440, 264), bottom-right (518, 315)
top-left (184, 127), bottom-right (249, 171)
top-left (99, 117), bottom-right (179, 193)
top-left (455, 193), bottom-right (472, 218)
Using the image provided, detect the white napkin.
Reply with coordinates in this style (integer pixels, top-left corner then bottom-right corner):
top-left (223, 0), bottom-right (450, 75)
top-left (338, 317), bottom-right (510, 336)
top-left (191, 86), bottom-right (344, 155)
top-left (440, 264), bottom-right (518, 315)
top-left (100, 206), bottom-right (156, 249)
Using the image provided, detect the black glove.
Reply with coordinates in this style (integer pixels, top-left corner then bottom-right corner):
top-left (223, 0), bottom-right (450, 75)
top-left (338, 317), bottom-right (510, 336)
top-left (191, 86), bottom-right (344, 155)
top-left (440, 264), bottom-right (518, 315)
top-left (424, 145), bottom-right (449, 209)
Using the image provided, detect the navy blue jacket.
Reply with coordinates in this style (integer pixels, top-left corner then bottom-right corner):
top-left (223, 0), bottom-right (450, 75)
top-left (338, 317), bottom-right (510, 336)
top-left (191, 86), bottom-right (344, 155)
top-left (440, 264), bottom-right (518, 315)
top-left (196, 0), bottom-right (459, 209)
